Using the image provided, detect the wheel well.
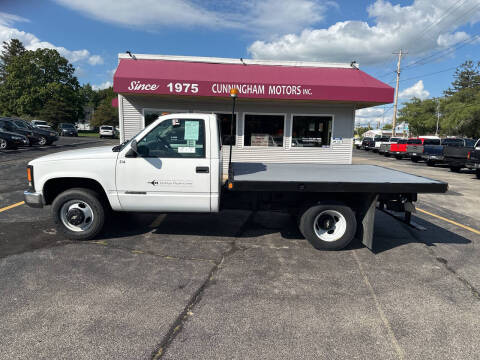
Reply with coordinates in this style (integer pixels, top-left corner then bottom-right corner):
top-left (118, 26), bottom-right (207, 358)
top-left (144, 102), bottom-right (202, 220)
top-left (43, 178), bottom-right (109, 206)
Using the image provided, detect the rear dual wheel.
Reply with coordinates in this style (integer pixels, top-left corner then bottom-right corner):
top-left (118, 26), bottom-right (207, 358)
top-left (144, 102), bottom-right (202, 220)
top-left (299, 204), bottom-right (356, 250)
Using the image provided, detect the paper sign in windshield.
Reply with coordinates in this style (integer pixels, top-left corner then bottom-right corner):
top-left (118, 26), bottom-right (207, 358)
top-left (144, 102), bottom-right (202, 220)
top-left (184, 121), bottom-right (199, 140)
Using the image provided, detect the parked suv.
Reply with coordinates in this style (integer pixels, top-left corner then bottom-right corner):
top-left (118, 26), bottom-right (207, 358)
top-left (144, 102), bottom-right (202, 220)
top-left (0, 126), bottom-right (29, 149)
top-left (31, 120), bottom-right (51, 130)
top-left (59, 123), bottom-right (78, 137)
top-left (99, 125), bottom-right (118, 138)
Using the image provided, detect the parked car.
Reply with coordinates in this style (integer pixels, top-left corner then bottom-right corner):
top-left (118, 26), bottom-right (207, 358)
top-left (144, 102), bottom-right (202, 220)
top-left (13, 118), bottom-right (58, 146)
top-left (31, 120), bottom-right (52, 130)
top-left (99, 125), bottom-right (118, 138)
top-left (59, 123), bottom-right (78, 137)
top-left (379, 137), bottom-right (402, 156)
top-left (361, 137), bottom-right (375, 150)
top-left (407, 137), bottom-right (441, 162)
top-left (422, 140), bottom-right (446, 166)
top-left (390, 138), bottom-right (409, 159)
top-left (466, 139), bottom-right (480, 179)
top-left (0, 127), bottom-right (29, 149)
top-left (373, 136), bottom-right (390, 152)
top-left (0, 118), bottom-right (40, 146)
top-left (444, 138), bottom-right (478, 172)
top-left (354, 137), bottom-right (362, 149)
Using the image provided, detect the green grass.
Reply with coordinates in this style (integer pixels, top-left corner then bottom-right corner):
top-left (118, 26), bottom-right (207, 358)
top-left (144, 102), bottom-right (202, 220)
top-left (78, 132), bottom-right (99, 137)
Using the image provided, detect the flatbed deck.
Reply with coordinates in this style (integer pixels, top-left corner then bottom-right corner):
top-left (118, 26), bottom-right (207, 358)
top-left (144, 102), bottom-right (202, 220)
top-left (230, 163), bottom-right (448, 193)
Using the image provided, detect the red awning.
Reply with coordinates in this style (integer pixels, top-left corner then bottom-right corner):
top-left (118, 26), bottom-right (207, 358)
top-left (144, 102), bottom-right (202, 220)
top-left (113, 58), bottom-right (393, 104)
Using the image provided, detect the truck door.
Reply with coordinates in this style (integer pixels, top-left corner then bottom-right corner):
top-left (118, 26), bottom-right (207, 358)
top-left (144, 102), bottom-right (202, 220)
top-left (116, 116), bottom-right (211, 212)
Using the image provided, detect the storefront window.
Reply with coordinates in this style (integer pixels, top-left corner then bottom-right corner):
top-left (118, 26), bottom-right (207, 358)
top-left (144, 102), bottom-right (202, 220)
top-left (144, 109), bottom-right (185, 128)
top-left (244, 114), bottom-right (284, 147)
top-left (291, 116), bottom-right (332, 147)
top-left (218, 113), bottom-right (236, 145)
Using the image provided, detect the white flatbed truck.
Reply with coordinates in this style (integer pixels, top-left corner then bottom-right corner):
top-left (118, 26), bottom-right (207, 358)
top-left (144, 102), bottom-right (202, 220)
top-left (24, 113), bottom-right (448, 251)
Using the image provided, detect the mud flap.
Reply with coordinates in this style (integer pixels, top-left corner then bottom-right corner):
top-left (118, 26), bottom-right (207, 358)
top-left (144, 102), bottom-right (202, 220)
top-left (357, 194), bottom-right (379, 250)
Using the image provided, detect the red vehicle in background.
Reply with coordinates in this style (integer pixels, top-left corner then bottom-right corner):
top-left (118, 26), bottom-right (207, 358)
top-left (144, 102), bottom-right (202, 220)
top-left (390, 138), bottom-right (409, 159)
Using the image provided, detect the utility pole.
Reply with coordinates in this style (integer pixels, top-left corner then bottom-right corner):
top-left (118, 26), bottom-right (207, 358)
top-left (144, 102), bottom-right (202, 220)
top-left (392, 50), bottom-right (406, 136)
top-left (435, 97), bottom-right (440, 136)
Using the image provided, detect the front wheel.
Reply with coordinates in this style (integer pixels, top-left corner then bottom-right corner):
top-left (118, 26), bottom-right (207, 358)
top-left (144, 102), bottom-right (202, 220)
top-left (411, 157), bottom-right (419, 163)
top-left (0, 138), bottom-right (7, 150)
top-left (52, 188), bottom-right (105, 240)
top-left (395, 155), bottom-right (402, 160)
top-left (450, 166), bottom-right (461, 173)
top-left (38, 136), bottom-right (47, 146)
top-left (476, 169), bottom-right (480, 179)
top-left (427, 160), bottom-right (435, 167)
top-left (299, 204), bottom-right (357, 250)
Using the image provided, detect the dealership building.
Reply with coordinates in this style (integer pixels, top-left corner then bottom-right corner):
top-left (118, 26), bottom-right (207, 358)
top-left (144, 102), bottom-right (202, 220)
top-left (113, 54), bottom-right (393, 171)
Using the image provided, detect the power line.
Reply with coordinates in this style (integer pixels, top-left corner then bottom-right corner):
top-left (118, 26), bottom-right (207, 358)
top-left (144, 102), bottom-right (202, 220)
top-left (387, 65), bottom-right (458, 85)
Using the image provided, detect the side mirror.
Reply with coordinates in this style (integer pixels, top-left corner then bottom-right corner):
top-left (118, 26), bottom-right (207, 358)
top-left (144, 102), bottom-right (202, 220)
top-left (125, 139), bottom-right (138, 158)
top-left (130, 139), bottom-right (138, 152)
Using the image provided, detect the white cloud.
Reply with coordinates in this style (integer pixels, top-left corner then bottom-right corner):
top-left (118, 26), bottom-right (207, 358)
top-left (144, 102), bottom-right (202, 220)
top-left (0, 12), bottom-right (103, 66)
top-left (53, 0), bottom-right (330, 37)
top-left (399, 80), bottom-right (430, 100)
top-left (355, 106), bottom-right (392, 127)
top-left (92, 81), bottom-right (112, 90)
top-left (248, 0), bottom-right (480, 65)
top-left (88, 54), bottom-right (104, 65)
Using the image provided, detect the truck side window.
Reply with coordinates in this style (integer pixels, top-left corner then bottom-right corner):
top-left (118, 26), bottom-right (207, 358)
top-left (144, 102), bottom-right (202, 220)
top-left (137, 118), bottom-right (205, 158)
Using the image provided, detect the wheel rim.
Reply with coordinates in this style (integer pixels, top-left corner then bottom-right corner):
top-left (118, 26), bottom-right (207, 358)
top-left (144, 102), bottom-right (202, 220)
top-left (313, 210), bottom-right (347, 242)
top-left (60, 200), bottom-right (94, 232)
top-left (0, 139), bottom-right (6, 149)
top-left (39, 136), bottom-right (47, 145)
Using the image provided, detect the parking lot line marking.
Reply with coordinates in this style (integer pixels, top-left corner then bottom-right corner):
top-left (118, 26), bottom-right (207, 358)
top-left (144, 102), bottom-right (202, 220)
top-left (352, 251), bottom-right (404, 360)
top-left (417, 208), bottom-right (480, 235)
top-left (0, 201), bottom-right (25, 213)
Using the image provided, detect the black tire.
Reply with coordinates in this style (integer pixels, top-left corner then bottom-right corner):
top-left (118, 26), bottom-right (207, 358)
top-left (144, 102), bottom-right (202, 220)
top-left (384, 152), bottom-right (390, 157)
top-left (476, 170), bottom-right (480, 179)
top-left (0, 138), bottom-right (7, 150)
top-left (450, 166), bottom-right (461, 173)
top-left (299, 203), bottom-right (356, 251)
top-left (52, 188), bottom-right (105, 240)
top-left (426, 160), bottom-right (435, 167)
top-left (411, 157), bottom-right (419, 163)
top-left (395, 155), bottom-right (402, 160)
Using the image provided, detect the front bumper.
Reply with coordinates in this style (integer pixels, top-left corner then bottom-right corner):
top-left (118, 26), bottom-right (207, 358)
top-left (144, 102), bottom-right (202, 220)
top-left (24, 191), bottom-right (44, 208)
top-left (466, 161), bottom-right (480, 169)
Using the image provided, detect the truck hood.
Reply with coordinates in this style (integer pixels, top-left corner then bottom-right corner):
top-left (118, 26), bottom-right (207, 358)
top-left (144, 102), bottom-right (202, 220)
top-left (30, 146), bottom-right (118, 164)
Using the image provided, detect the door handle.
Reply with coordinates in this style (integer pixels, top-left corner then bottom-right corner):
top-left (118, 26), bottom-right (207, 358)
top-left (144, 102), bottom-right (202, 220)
top-left (196, 166), bottom-right (209, 173)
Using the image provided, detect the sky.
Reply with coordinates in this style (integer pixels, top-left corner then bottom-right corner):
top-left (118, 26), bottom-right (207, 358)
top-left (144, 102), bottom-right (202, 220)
top-left (1, 0), bottom-right (480, 127)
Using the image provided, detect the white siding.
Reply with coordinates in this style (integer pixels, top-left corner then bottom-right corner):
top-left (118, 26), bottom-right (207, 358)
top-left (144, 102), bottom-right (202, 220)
top-left (119, 94), bottom-right (355, 166)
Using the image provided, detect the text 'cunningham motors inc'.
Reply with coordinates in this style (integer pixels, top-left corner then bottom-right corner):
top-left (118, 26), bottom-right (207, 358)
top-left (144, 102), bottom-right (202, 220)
top-left (211, 83), bottom-right (311, 96)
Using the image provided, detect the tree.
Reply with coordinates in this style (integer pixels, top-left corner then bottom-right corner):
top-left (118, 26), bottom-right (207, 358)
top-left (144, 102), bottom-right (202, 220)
top-left (398, 98), bottom-right (437, 136)
top-left (442, 90), bottom-right (480, 138)
top-left (355, 126), bottom-right (372, 137)
top-left (382, 123), bottom-right (393, 130)
top-left (91, 99), bottom-right (118, 127)
top-left (0, 38), bottom-right (25, 82)
top-left (90, 87), bottom-right (118, 127)
top-left (0, 41), bottom-right (82, 122)
top-left (445, 60), bottom-right (480, 96)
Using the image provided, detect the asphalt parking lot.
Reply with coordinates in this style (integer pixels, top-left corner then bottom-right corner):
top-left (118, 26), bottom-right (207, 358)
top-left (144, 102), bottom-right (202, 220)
top-left (1, 142), bottom-right (479, 359)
